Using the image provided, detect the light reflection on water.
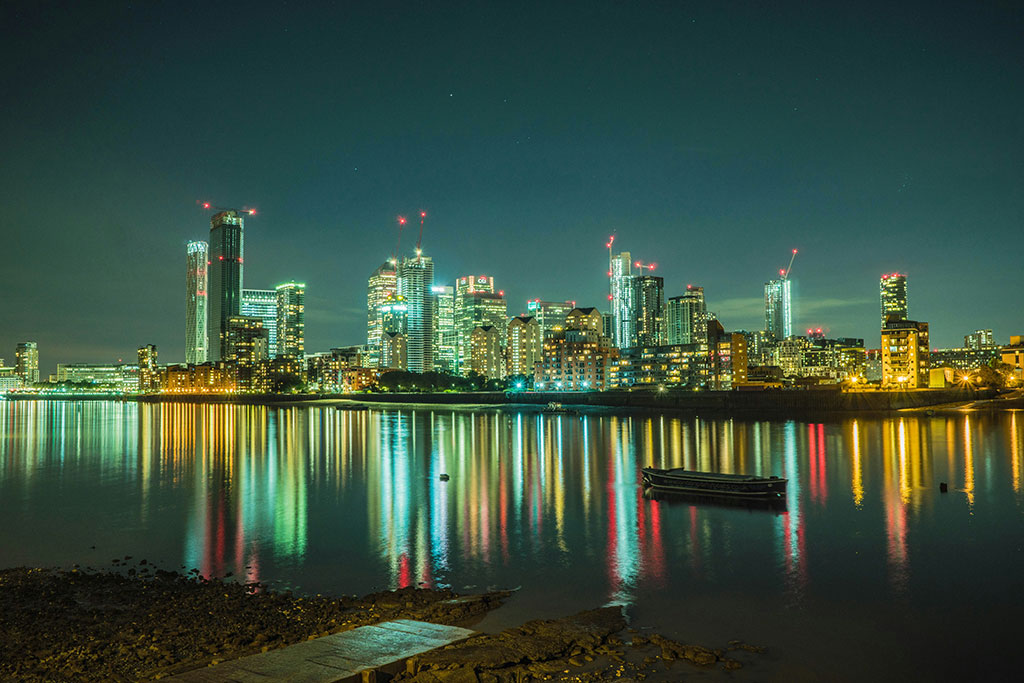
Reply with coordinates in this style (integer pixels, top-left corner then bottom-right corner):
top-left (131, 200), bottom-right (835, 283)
top-left (2, 401), bottom-right (1024, 680)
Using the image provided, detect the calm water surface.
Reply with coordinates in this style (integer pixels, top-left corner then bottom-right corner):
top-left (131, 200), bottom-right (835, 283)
top-left (2, 401), bottom-right (1023, 681)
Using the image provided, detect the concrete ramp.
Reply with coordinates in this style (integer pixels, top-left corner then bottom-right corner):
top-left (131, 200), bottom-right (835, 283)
top-left (170, 619), bottom-right (475, 682)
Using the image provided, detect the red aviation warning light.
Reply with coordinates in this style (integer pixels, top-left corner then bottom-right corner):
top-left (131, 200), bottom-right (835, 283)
top-left (199, 201), bottom-right (258, 217)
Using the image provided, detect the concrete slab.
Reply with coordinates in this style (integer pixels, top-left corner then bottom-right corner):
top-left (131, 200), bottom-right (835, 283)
top-left (169, 620), bottom-right (475, 682)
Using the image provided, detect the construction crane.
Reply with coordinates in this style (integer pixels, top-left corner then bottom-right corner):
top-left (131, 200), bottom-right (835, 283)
top-left (415, 211), bottom-right (427, 255)
top-left (606, 234), bottom-right (616, 301)
top-left (198, 201), bottom-right (257, 216)
top-left (780, 248), bottom-right (798, 280)
top-left (634, 260), bottom-right (657, 275)
top-left (391, 216), bottom-right (407, 266)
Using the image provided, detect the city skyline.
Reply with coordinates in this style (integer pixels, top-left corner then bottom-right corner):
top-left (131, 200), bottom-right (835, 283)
top-left (3, 2), bottom-right (1023, 372)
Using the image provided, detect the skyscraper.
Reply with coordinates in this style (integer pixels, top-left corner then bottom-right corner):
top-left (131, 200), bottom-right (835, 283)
top-left (631, 275), bottom-right (665, 346)
top-left (276, 281), bottom-right (305, 359)
top-left (764, 278), bottom-right (792, 341)
top-left (366, 262), bottom-right (397, 368)
top-left (15, 342), bottom-right (39, 385)
top-left (185, 241), bottom-right (208, 365)
top-left (208, 210), bottom-right (245, 361)
top-left (880, 273), bottom-right (908, 326)
top-left (397, 255), bottom-right (434, 373)
top-left (666, 285), bottom-right (707, 347)
top-left (610, 252), bottom-right (634, 348)
top-left (455, 275), bottom-right (507, 375)
top-left (137, 344), bottom-right (158, 392)
top-left (431, 285), bottom-right (457, 374)
top-left (241, 289), bottom-right (278, 358)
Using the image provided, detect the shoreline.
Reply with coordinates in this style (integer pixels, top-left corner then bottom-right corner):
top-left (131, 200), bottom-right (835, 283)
top-left (0, 566), bottom-right (766, 682)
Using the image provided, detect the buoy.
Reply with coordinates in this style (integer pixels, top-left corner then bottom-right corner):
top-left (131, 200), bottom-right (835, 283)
top-left (439, 473), bottom-right (450, 482)
top-left (939, 482), bottom-right (948, 493)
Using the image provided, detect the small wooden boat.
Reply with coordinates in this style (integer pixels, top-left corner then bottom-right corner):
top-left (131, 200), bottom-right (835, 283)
top-left (641, 467), bottom-right (787, 498)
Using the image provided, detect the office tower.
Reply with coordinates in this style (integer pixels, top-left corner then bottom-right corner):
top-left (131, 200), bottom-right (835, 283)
top-left (137, 344), bottom-right (159, 392)
top-left (764, 278), bottom-right (792, 341)
top-left (431, 285), bottom-right (457, 374)
top-left (380, 293), bottom-right (409, 335)
top-left (469, 326), bottom-right (503, 380)
top-left (276, 281), bottom-right (305, 359)
top-left (185, 241), bottom-right (209, 365)
top-left (15, 342), bottom-right (39, 385)
top-left (964, 329), bottom-right (994, 350)
top-left (397, 255), bottom-right (433, 373)
top-left (366, 262), bottom-right (397, 368)
top-left (507, 316), bottom-right (542, 377)
top-left (208, 210), bottom-right (245, 360)
top-left (631, 275), bottom-right (664, 346)
top-left (609, 252), bottom-right (634, 348)
top-left (666, 285), bottom-right (708, 347)
top-left (241, 289), bottom-right (278, 358)
top-left (881, 319), bottom-right (929, 388)
top-left (880, 273), bottom-right (908, 326)
top-left (455, 275), bottom-right (507, 374)
top-left (526, 300), bottom-right (574, 337)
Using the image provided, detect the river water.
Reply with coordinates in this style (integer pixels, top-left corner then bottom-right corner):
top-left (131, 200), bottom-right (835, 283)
top-left (1, 400), bottom-right (1022, 680)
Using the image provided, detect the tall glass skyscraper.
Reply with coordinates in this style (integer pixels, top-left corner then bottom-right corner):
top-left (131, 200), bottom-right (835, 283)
top-left (880, 273), bottom-right (908, 327)
top-left (455, 275), bottom-right (506, 374)
top-left (15, 342), bottom-right (39, 385)
top-left (208, 211), bottom-right (245, 360)
top-left (666, 285), bottom-right (707, 347)
top-left (276, 281), bottom-right (305, 359)
top-left (241, 289), bottom-right (278, 358)
top-left (610, 252), bottom-right (634, 348)
top-left (764, 278), bottom-right (792, 341)
top-left (397, 255), bottom-right (433, 373)
top-left (631, 275), bottom-right (665, 346)
top-left (185, 241), bottom-right (208, 365)
top-left (366, 262), bottom-right (397, 368)
top-left (431, 285), bottom-right (457, 374)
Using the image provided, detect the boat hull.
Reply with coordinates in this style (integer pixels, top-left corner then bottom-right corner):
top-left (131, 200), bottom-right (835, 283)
top-left (641, 467), bottom-right (787, 498)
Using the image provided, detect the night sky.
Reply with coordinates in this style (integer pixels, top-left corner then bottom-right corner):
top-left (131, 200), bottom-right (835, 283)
top-left (3, 1), bottom-right (1022, 373)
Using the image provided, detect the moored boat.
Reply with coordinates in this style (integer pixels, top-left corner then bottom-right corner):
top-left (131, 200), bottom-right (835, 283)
top-left (641, 467), bottom-right (787, 498)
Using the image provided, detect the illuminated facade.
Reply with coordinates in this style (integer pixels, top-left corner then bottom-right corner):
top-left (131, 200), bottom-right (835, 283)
top-left (710, 333), bottom-right (748, 389)
top-left (138, 344), bottom-right (159, 392)
top-left (431, 285), bottom-right (457, 374)
top-left (397, 255), bottom-right (433, 373)
top-left (666, 285), bottom-right (707, 347)
top-left (186, 241), bottom-right (208, 365)
top-left (525, 300), bottom-right (574, 337)
top-left (208, 210), bottom-right (245, 361)
top-left (610, 252), bottom-right (634, 348)
top-left (881, 319), bottom-right (929, 388)
top-left (241, 289), bottom-right (278, 358)
top-left (469, 325), bottom-right (503, 380)
top-left (275, 281), bottom-right (305, 360)
top-left (380, 293), bottom-right (409, 335)
top-left (964, 329), bottom-right (994, 350)
top-left (608, 343), bottom-right (705, 388)
top-left (455, 276), bottom-right (506, 375)
top-left (380, 331), bottom-right (408, 370)
top-left (506, 316), bottom-right (542, 377)
top-left (15, 341), bottom-right (39, 385)
top-left (56, 363), bottom-right (139, 390)
top-left (764, 277), bottom-right (792, 341)
top-left (535, 308), bottom-right (617, 390)
top-left (366, 262), bottom-right (397, 368)
top-left (631, 275), bottom-right (664, 346)
top-left (880, 273), bottom-right (908, 326)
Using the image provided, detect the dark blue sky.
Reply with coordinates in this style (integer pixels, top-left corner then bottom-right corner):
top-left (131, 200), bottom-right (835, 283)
top-left (3, 1), bottom-right (1022, 372)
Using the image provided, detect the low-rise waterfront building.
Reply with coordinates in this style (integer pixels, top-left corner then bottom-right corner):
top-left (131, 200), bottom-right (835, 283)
top-left (881, 319), bottom-right (929, 388)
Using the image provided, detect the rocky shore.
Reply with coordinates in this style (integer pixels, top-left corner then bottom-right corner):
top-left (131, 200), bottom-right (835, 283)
top-left (1, 566), bottom-right (765, 681)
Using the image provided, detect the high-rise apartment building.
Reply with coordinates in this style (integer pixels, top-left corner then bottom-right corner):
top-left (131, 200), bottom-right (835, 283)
top-left (507, 316), bottom-right (542, 377)
top-left (15, 342), bottom-right (39, 385)
top-left (380, 331), bottom-right (408, 370)
top-left (241, 289), bottom-right (278, 358)
top-left (138, 344), bottom-right (159, 392)
top-left (666, 285), bottom-right (708, 347)
top-left (185, 241), bottom-right (208, 365)
top-left (208, 210), bottom-right (246, 360)
top-left (535, 308), bottom-right (617, 390)
top-left (631, 275), bottom-right (664, 346)
top-left (764, 278), bottom-right (792, 341)
top-left (880, 273), bottom-right (908, 326)
top-left (366, 262), bottom-right (397, 368)
top-left (276, 281), bottom-right (305, 359)
top-left (225, 316), bottom-right (269, 390)
top-left (397, 255), bottom-right (434, 373)
top-left (526, 300), bottom-right (574, 337)
top-left (610, 252), bottom-right (634, 348)
top-left (455, 276), bottom-right (507, 374)
top-left (431, 285), bottom-right (457, 374)
top-left (469, 326), bottom-right (503, 380)
top-left (881, 319), bottom-right (929, 388)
